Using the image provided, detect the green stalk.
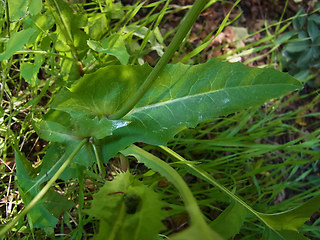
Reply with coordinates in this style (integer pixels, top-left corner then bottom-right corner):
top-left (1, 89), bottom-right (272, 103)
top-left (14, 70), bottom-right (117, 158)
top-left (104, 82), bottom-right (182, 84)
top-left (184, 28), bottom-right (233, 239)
top-left (91, 141), bottom-right (106, 179)
top-left (109, 0), bottom-right (208, 120)
top-left (158, 145), bottom-right (272, 228)
top-left (121, 145), bottom-right (220, 239)
top-left (0, 139), bottom-right (88, 237)
top-left (5, 0), bottom-right (10, 38)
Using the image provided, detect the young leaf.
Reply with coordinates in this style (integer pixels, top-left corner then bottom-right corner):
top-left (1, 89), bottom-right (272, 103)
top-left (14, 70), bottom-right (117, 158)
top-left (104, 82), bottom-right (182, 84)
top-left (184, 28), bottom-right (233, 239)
top-left (86, 172), bottom-right (166, 240)
top-left (87, 34), bottom-right (130, 64)
top-left (15, 150), bottom-right (58, 228)
top-left (48, 0), bottom-right (88, 58)
top-left (121, 145), bottom-right (223, 240)
top-left (259, 195), bottom-right (320, 239)
top-left (20, 55), bottom-right (43, 86)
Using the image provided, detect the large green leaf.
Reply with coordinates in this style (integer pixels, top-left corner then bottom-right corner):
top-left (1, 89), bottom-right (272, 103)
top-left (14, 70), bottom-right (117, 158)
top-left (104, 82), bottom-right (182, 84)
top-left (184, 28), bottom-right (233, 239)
top-left (33, 110), bottom-right (129, 172)
top-left (86, 172), bottom-right (166, 240)
top-left (29, 0), bottom-right (42, 16)
top-left (51, 59), bottom-right (301, 160)
top-left (51, 64), bottom-right (151, 117)
top-left (259, 195), bottom-right (320, 239)
top-left (8, 0), bottom-right (28, 21)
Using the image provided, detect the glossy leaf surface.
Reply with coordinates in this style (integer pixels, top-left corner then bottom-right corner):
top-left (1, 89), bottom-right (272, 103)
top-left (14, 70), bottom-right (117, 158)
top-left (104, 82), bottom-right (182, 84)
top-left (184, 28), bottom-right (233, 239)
top-left (34, 115), bottom-right (130, 142)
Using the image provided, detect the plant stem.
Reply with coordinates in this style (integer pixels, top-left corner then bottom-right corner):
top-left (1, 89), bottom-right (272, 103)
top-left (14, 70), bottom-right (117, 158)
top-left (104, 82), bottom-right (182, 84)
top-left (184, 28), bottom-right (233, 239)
top-left (91, 141), bottom-right (106, 179)
top-left (119, 153), bottom-right (129, 172)
top-left (5, 0), bottom-right (10, 38)
top-left (0, 138), bottom-right (88, 237)
top-left (109, 0), bottom-right (208, 120)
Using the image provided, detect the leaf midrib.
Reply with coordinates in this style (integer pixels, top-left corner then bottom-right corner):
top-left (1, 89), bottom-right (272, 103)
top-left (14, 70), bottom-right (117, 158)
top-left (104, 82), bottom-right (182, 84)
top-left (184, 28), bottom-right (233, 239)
top-left (128, 83), bottom-right (298, 115)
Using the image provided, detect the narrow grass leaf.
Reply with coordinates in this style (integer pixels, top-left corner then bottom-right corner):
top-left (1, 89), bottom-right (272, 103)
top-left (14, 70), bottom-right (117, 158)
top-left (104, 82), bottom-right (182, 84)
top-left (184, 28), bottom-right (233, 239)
top-left (210, 201), bottom-right (247, 239)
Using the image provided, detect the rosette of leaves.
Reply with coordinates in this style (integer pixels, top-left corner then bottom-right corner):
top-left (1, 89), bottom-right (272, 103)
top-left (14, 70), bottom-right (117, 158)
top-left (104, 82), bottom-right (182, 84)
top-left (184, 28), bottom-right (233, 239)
top-left (278, 6), bottom-right (320, 87)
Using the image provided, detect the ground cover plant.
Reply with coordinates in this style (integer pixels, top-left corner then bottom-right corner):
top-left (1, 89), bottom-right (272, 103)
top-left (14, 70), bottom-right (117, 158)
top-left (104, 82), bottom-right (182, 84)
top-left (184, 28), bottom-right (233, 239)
top-left (0, 0), bottom-right (319, 239)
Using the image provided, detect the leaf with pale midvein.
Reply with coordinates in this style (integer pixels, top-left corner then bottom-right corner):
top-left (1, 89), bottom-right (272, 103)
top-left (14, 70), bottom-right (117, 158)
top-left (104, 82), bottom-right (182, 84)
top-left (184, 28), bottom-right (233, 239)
top-left (104, 60), bottom-right (301, 159)
top-left (51, 59), bottom-right (301, 160)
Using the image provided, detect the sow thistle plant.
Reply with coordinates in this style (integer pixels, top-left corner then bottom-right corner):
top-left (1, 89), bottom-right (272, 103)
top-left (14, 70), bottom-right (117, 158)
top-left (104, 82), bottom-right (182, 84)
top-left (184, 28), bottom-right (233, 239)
top-left (0, 0), bottom-right (319, 239)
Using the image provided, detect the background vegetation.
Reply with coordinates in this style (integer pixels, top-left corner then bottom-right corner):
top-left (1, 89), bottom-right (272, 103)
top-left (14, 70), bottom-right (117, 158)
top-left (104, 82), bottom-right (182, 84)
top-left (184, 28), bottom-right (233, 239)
top-left (0, 0), bottom-right (319, 239)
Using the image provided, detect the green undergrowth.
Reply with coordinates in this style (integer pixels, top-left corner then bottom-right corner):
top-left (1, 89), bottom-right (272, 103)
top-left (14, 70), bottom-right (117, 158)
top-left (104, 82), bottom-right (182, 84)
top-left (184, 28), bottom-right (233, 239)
top-left (0, 0), bottom-right (319, 239)
top-left (165, 90), bottom-right (320, 238)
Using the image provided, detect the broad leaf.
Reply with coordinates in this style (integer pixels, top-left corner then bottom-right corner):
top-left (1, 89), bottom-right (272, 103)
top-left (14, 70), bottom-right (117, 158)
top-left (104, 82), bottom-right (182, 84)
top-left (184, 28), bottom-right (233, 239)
top-left (20, 55), bottom-right (43, 86)
top-left (43, 189), bottom-right (75, 217)
top-left (34, 115), bottom-right (130, 142)
top-left (29, 0), bottom-right (42, 16)
top-left (86, 172), bottom-right (166, 240)
top-left (259, 195), bottom-right (320, 239)
top-left (51, 64), bottom-right (151, 117)
top-left (33, 112), bottom-right (129, 173)
top-left (51, 59), bottom-right (301, 160)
